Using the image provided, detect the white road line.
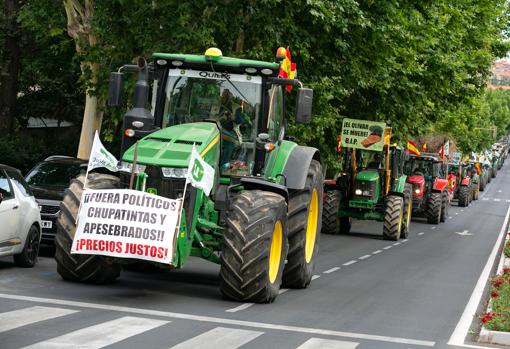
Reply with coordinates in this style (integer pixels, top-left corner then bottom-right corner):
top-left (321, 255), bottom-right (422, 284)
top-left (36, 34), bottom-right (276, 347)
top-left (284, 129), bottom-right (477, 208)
top-left (448, 216), bottom-right (453, 219)
top-left (392, 242), bottom-right (401, 246)
top-left (278, 288), bottom-right (289, 295)
top-left (448, 204), bottom-right (510, 346)
top-left (418, 232), bottom-right (425, 236)
top-left (0, 306), bottom-right (78, 333)
top-left (506, 200), bottom-right (510, 203)
top-left (343, 260), bottom-right (357, 266)
top-left (359, 255), bottom-right (371, 260)
top-left (170, 327), bottom-right (263, 349)
top-left (401, 239), bottom-right (408, 242)
top-left (22, 316), bottom-right (168, 349)
top-left (383, 246), bottom-right (392, 250)
top-left (498, 190), bottom-right (502, 193)
top-left (455, 213), bottom-right (459, 215)
top-left (323, 267), bottom-right (341, 274)
top-left (372, 250), bottom-right (382, 255)
top-left (461, 209), bottom-right (465, 212)
top-left (482, 198), bottom-right (489, 201)
top-left (225, 303), bottom-right (254, 313)
top-left (494, 198), bottom-right (501, 202)
top-left (431, 226), bottom-right (436, 230)
top-left (311, 275), bottom-right (321, 280)
top-left (0, 293), bottom-right (436, 347)
top-left (296, 337), bottom-right (359, 349)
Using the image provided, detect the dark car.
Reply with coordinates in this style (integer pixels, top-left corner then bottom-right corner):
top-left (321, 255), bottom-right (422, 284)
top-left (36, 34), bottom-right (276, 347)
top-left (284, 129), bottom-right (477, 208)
top-left (25, 156), bottom-right (87, 244)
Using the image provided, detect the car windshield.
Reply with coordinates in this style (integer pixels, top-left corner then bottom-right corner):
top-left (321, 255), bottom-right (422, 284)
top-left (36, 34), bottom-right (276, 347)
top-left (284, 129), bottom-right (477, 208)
top-left (25, 162), bottom-right (84, 187)
top-left (403, 159), bottom-right (433, 176)
top-left (162, 69), bottom-right (262, 176)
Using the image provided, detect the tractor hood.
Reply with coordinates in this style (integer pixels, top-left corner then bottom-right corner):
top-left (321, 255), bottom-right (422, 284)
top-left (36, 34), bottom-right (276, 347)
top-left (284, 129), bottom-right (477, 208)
top-left (355, 170), bottom-right (379, 182)
top-left (122, 122), bottom-right (220, 168)
top-left (407, 175), bottom-right (425, 186)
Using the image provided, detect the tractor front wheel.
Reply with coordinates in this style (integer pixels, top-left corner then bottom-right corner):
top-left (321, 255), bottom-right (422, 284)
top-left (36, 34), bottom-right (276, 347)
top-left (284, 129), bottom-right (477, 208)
top-left (440, 191), bottom-right (449, 222)
top-left (426, 192), bottom-right (442, 224)
top-left (283, 160), bottom-right (323, 289)
top-left (383, 196), bottom-right (404, 241)
top-left (400, 184), bottom-right (412, 239)
top-left (322, 190), bottom-right (351, 235)
top-left (55, 173), bottom-right (121, 284)
top-left (458, 186), bottom-right (470, 207)
top-left (220, 190), bottom-right (288, 303)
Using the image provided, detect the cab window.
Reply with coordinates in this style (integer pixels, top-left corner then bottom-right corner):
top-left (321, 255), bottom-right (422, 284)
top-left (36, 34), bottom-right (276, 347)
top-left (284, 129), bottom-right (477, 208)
top-left (0, 170), bottom-right (14, 201)
top-left (267, 86), bottom-right (283, 141)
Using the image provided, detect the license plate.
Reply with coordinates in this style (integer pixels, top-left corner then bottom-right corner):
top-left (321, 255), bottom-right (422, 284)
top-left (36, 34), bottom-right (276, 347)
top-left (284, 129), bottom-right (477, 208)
top-left (41, 221), bottom-right (53, 229)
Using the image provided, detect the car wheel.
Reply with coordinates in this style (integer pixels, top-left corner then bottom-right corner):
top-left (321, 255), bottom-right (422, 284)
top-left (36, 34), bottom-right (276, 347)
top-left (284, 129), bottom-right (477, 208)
top-left (13, 225), bottom-right (40, 268)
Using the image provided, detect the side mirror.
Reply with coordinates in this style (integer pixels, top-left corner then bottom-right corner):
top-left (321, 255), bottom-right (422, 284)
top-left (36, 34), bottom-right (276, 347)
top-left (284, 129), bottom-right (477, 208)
top-left (107, 72), bottom-right (124, 107)
top-left (296, 88), bottom-right (313, 124)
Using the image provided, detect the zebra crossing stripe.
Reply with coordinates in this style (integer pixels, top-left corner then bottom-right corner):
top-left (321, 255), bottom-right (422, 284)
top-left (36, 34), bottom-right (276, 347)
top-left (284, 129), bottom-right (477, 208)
top-left (169, 327), bottom-right (263, 349)
top-left (22, 316), bottom-right (168, 349)
top-left (0, 306), bottom-right (78, 333)
top-left (296, 337), bottom-right (359, 349)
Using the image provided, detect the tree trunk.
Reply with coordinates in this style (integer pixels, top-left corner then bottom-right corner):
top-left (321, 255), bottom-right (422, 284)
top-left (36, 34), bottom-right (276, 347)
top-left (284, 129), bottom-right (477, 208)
top-left (0, 0), bottom-right (21, 133)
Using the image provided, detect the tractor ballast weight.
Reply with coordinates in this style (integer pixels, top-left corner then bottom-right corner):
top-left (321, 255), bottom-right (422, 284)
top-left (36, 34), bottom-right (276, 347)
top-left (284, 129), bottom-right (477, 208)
top-left (55, 48), bottom-right (323, 303)
top-left (322, 120), bottom-right (412, 241)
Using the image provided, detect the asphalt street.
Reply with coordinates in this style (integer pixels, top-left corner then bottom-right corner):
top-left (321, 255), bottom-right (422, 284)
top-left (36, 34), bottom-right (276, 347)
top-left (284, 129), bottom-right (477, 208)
top-left (1, 164), bottom-right (509, 349)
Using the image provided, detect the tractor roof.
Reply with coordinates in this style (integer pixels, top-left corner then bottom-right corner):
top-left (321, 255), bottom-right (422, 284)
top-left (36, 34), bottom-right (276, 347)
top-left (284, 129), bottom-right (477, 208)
top-left (152, 52), bottom-right (280, 76)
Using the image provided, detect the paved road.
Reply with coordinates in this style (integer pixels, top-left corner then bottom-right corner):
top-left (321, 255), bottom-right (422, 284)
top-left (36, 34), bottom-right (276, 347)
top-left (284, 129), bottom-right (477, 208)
top-left (1, 164), bottom-right (509, 349)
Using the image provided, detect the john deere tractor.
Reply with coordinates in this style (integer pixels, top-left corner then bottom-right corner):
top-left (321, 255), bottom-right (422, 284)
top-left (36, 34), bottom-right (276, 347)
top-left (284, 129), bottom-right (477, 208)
top-left (54, 48), bottom-right (323, 303)
top-left (322, 119), bottom-right (412, 241)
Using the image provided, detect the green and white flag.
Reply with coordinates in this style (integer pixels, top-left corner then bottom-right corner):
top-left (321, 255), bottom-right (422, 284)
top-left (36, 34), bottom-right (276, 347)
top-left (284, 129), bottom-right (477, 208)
top-left (187, 145), bottom-right (215, 196)
top-left (88, 131), bottom-right (119, 172)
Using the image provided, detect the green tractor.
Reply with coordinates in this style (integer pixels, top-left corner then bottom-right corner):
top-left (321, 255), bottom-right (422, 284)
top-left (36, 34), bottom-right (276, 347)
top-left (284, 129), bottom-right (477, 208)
top-left (54, 48), bottom-right (323, 303)
top-left (322, 119), bottom-right (412, 241)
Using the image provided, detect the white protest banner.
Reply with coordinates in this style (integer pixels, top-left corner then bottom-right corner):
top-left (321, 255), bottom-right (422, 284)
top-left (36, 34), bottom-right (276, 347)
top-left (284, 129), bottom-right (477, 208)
top-left (187, 145), bottom-right (215, 196)
top-left (71, 189), bottom-right (181, 264)
top-left (88, 131), bottom-right (119, 172)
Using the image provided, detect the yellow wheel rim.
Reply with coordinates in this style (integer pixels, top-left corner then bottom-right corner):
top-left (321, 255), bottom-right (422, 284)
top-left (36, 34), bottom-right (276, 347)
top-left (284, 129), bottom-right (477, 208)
top-left (406, 199), bottom-right (412, 226)
top-left (268, 220), bottom-right (283, 284)
top-left (305, 189), bottom-right (319, 263)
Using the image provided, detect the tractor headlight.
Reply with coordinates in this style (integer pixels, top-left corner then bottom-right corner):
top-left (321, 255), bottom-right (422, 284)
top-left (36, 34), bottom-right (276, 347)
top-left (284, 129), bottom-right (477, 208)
top-left (118, 161), bottom-right (146, 173)
top-left (355, 189), bottom-right (363, 196)
top-left (363, 190), bottom-right (371, 196)
top-left (415, 188), bottom-right (421, 194)
top-left (161, 167), bottom-right (188, 178)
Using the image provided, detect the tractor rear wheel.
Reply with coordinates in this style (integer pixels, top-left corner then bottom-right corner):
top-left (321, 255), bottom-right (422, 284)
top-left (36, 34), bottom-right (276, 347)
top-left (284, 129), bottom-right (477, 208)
top-left (383, 196), bottom-right (404, 241)
top-left (473, 184), bottom-right (479, 200)
top-left (458, 186), bottom-right (470, 207)
top-left (55, 173), bottom-right (121, 284)
top-left (426, 192), bottom-right (442, 224)
top-left (220, 190), bottom-right (288, 303)
top-left (479, 177), bottom-right (486, 191)
top-left (283, 160), bottom-right (323, 289)
top-left (440, 191), bottom-right (449, 222)
top-left (400, 184), bottom-right (412, 239)
top-left (322, 190), bottom-right (351, 235)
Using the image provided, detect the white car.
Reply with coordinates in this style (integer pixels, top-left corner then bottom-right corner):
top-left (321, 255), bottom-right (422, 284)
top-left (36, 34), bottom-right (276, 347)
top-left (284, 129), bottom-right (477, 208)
top-left (0, 164), bottom-right (41, 267)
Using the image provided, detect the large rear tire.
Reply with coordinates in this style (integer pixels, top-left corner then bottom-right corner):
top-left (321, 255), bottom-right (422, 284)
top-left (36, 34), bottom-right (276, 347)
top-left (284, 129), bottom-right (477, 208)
top-left (400, 184), bottom-right (412, 239)
top-left (458, 185), bottom-right (470, 207)
top-left (383, 196), bottom-right (404, 241)
top-left (426, 192), bottom-right (442, 224)
top-left (473, 183), bottom-right (479, 200)
top-left (322, 190), bottom-right (352, 235)
top-left (220, 190), bottom-right (288, 303)
top-left (54, 173), bottom-right (121, 284)
top-left (283, 160), bottom-right (323, 289)
top-left (440, 191), bottom-right (448, 223)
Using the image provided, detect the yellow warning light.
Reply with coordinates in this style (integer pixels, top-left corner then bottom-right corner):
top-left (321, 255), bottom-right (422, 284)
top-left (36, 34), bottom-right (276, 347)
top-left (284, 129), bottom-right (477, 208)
top-left (205, 47), bottom-right (222, 61)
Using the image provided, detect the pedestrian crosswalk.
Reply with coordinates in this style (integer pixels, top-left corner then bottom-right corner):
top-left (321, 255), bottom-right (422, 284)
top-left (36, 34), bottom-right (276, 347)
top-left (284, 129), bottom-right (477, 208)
top-left (1, 306), bottom-right (361, 349)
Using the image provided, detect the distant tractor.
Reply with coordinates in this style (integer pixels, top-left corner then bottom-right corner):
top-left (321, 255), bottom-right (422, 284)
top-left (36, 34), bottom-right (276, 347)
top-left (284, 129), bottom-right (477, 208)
top-left (448, 161), bottom-right (472, 207)
top-left (54, 48), bottom-right (323, 303)
top-left (403, 153), bottom-right (450, 224)
top-left (322, 119), bottom-right (412, 241)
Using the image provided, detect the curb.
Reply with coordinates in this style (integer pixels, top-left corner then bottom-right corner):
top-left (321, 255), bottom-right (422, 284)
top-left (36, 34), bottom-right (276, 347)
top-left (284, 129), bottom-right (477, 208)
top-left (479, 233), bottom-right (510, 346)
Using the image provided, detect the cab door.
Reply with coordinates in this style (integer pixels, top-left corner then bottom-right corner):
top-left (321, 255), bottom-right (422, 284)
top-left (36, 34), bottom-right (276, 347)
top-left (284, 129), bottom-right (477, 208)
top-left (0, 169), bottom-right (20, 242)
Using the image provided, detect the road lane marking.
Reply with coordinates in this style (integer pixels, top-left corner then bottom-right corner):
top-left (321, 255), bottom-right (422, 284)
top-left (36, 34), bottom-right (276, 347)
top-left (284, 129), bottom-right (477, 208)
top-left (448, 203), bottom-right (510, 346)
top-left (392, 242), bottom-right (401, 246)
top-left (22, 316), bottom-right (168, 349)
top-left (372, 250), bottom-right (382, 255)
top-left (506, 200), bottom-right (510, 203)
top-left (311, 275), bottom-right (321, 280)
top-left (494, 198), bottom-right (501, 202)
top-left (498, 190), bottom-right (502, 193)
top-left (296, 337), bottom-right (359, 349)
top-left (455, 213), bottom-right (459, 215)
top-left (323, 267), bottom-right (341, 274)
top-left (278, 288), bottom-right (289, 295)
top-left (383, 246), bottom-right (392, 250)
top-left (0, 293), bottom-right (435, 347)
top-left (169, 327), bottom-right (263, 349)
top-left (401, 239), bottom-right (408, 242)
top-left (431, 226), bottom-right (436, 230)
top-left (449, 216), bottom-right (453, 219)
top-left (461, 209), bottom-right (465, 212)
top-left (0, 306), bottom-right (78, 333)
top-left (226, 303), bottom-right (254, 313)
top-left (482, 198), bottom-right (489, 201)
top-left (343, 260), bottom-right (357, 266)
top-left (418, 232), bottom-right (425, 236)
top-left (359, 255), bottom-right (371, 260)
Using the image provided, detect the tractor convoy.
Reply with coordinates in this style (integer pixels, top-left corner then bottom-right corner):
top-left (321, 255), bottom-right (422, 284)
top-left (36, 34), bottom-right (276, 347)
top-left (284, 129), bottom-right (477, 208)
top-left (54, 47), bottom-right (509, 304)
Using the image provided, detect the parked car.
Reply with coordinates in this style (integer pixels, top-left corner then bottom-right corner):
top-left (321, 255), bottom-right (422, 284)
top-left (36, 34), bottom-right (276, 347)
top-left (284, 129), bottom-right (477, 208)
top-left (0, 164), bottom-right (41, 267)
top-left (25, 156), bottom-right (87, 244)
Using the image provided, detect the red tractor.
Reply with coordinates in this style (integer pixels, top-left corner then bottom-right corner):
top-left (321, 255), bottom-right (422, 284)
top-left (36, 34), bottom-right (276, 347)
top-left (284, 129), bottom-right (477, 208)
top-left (403, 153), bottom-right (450, 224)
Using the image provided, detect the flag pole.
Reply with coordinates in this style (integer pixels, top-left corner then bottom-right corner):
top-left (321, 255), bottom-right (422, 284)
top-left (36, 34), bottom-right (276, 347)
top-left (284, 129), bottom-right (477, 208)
top-left (129, 141), bottom-right (139, 190)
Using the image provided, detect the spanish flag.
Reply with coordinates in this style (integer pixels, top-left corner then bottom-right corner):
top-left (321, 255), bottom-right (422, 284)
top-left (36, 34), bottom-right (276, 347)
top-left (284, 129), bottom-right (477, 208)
top-left (407, 140), bottom-right (421, 156)
top-left (474, 163), bottom-right (482, 176)
top-left (277, 47), bottom-right (297, 92)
